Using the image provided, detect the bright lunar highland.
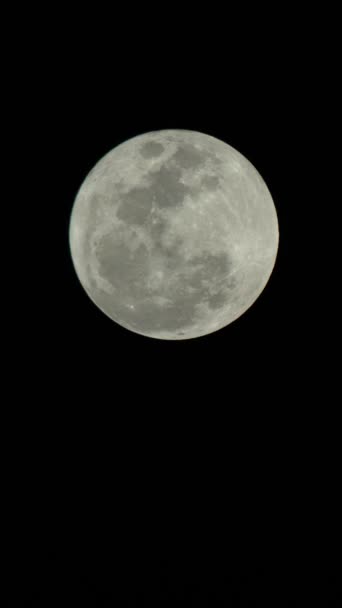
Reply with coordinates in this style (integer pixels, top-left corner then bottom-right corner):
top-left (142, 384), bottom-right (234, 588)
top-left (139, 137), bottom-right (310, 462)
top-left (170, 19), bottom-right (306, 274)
top-left (69, 130), bottom-right (279, 340)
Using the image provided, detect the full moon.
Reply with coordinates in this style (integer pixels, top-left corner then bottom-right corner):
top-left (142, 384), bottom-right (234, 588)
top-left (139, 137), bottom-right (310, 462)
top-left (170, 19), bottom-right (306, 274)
top-left (69, 130), bottom-right (279, 340)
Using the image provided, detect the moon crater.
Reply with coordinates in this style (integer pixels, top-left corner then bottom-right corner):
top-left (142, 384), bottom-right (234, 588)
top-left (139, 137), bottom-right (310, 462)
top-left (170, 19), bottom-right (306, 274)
top-left (139, 141), bottom-right (165, 158)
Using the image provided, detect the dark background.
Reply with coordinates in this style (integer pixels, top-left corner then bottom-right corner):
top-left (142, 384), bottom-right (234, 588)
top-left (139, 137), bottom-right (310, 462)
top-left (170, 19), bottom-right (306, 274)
top-left (5, 6), bottom-right (339, 606)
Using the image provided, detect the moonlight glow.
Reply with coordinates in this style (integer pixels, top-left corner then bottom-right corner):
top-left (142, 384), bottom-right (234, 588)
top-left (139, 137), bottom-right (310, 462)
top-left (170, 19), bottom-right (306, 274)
top-left (69, 130), bottom-right (279, 340)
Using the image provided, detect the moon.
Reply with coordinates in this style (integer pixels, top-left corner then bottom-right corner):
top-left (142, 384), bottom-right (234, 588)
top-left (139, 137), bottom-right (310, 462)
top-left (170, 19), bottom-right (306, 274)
top-left (69, 130), bottom-right (279, 340)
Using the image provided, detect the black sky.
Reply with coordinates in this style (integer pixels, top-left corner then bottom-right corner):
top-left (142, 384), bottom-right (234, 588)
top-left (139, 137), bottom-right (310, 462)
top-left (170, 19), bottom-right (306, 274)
top-left (6, 9), bottom-right (339, 607)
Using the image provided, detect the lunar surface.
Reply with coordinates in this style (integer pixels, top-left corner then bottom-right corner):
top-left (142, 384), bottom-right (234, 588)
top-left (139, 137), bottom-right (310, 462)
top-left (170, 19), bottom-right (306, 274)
top-left (69, 130), bottom-right (279, 340)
